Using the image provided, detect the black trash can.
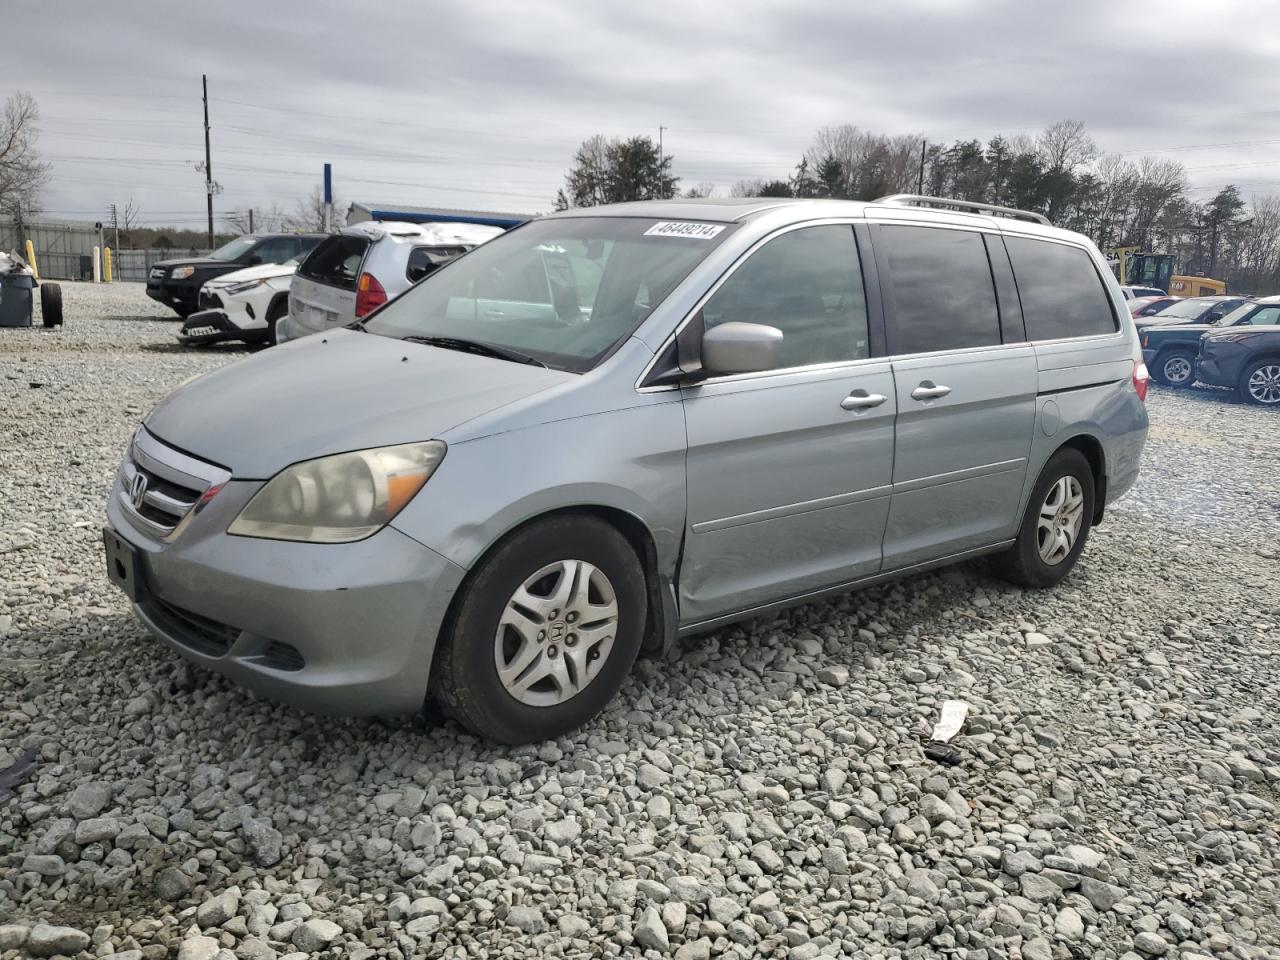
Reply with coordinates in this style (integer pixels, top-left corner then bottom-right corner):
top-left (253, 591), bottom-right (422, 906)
top-left (0, 273), bottom-right (35, 328)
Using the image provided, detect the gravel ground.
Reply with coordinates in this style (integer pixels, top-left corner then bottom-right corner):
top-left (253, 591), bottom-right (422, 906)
top-left (1, 281), bottom-right (1277, 960)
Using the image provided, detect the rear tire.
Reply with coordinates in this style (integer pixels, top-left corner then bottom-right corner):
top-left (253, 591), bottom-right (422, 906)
top-left (430, 515), bottom-right (647, 743)
top-left (995, 448), bottom-right (1095, 589)
top-left (40, 283), bottom-right (63, 327)
top-left (1238, 359), bottom-right (1280, 406)
top-left (1152, 348), bottom-right (1195, 388)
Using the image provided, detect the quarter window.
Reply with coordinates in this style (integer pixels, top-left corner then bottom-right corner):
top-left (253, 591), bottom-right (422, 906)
top-left (701, 225), bottom-right (869, 369)
top-left (1005, 237), bottom-right (1118, 340)
top-left (880, 226), bottom-right (1001, 354)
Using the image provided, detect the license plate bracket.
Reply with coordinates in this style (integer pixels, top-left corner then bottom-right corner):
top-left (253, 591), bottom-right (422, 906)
top-left (103, 527), bottom-right (146, 602)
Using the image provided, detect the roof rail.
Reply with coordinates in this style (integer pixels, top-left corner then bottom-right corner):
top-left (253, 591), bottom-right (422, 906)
top-left (874, 194), bottom-right (1051, 226)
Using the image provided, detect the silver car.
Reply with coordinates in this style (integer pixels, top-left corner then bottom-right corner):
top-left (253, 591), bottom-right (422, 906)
top-left (280, 220), bottom-right (505, 343)
top-left (104, 195), bottom-right (1150, 743)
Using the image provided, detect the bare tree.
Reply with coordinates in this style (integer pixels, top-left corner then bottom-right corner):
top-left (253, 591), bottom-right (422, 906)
top-left (0, 91), bottom-right (51, 217)
top-left (684, 182), bottom-right (716, 198)
top-left (285, 186), bottom-right (345, 232)
top-left (122, 198), bottom-right (141, 231)
top-left (1037, 119), bottom-right (1097, 173)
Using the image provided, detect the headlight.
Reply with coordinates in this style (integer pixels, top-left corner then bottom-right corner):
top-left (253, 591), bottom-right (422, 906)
top-left (171, 266), bottom-right (195, 280)
top-left (225, 278), bottom-right (265, 295)
top-left (228, 441), bottom-right (445, 543)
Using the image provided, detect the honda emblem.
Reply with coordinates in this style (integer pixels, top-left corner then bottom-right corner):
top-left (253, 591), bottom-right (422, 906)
top-left (129, 473), bottom-right (148, 510)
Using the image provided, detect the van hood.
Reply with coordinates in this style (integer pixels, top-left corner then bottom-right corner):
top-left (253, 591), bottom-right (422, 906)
top-left (144, 329), bottom-right (574, 478)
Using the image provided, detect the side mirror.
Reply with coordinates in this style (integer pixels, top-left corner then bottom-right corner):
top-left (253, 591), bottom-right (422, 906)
top-left (701, 322), bottom-right (783, 375)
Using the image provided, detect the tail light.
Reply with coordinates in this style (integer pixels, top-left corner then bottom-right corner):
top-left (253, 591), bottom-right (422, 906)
top-left (354, 272), bottom-right (387, 318)
top-left (1132, 360), bottom-right (1150, 402)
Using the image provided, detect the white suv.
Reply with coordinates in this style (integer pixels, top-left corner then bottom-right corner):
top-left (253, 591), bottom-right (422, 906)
top-left (280, 220), bottom-right (504, 342)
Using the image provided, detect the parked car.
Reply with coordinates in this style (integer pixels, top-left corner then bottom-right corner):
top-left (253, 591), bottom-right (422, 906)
top-left (177, 260), bottom-right (301, 346)
top-left (1140, 299), bottom-right (1255, 386)
top-left (1130, 295), bottom-right (1181, 317)
top-left (1195, 296), bottom-right (1280, 405)
top-left (280, 220), bottom-right (504, 343)
top-left (1134, 295), bottom-right (1247, 330)
top-left (146, 234), bottom-right (325, 318)
top-left (103, 195), bottom-right (1148, 743)
top-left (1119, 284), bottom-right (1166, 300)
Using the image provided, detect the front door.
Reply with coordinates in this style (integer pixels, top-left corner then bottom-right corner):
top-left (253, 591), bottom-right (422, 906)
top-left (872, 223), bottom-right (1037, 567)
top-left (679, 224), bottom-right (896, 624)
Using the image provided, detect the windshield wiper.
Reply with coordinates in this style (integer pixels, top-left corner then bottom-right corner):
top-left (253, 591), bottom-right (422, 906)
top-left (400, 335), bottom-right (547, 368)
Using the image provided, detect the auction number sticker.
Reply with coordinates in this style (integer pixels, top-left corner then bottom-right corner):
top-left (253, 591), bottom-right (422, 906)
top-left (644, 221), bottom-right (726, 239)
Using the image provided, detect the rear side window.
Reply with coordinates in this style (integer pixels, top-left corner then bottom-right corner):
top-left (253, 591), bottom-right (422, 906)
top-left (1005, 237), bottom-right (1118, 340)
top-left (298, 235), bottom-right (370, 291)
top-left (406, 245), bottom-right (469, 283)
top-left (879, 225), bottom-right (1001, 354)
top-left (299, 236), bottom-right (324, 256)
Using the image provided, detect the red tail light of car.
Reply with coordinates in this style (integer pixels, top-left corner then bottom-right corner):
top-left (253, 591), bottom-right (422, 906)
top-left (355, 273), bottom-right (387, 318)
top-left (1132, 360), bottom-right (1151, 401)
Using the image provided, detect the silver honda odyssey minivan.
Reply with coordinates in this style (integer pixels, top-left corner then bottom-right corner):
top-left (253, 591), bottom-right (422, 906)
top-left (104, 195), bottom-right (1149, 743)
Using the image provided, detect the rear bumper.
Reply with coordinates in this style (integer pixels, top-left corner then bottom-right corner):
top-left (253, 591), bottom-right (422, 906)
top-left (106, 473), bottom-right (467, 716)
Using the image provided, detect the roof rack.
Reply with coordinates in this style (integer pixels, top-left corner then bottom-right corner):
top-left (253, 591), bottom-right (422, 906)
top-left (874, 194), bottom-right (1051, 226)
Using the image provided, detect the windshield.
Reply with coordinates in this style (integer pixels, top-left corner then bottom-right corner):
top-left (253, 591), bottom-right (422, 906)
top-left (209, 236), bottom-right (259, 261)
top-left (1221, 302), bottom-right (1270, 326)
top-left (1153, 298), bottom-right (1216, 320)
top-left (363, 217), bottom-right (736, 372)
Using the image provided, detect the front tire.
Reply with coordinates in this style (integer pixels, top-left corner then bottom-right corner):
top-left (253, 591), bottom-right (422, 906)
top-left (1239, 359), bottom-right (1280, 407)
top-left (430, 515), bottom-right (647, 743)
top-left (1152, 349), bottom-right (1195, 388)
top-left (995, 448), bottom-right (1095, 589)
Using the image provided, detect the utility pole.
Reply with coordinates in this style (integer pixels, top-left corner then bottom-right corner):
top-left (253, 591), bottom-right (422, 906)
top-left (202, 74), bottom-right (214, 248)
top-left (918, 139), bottom-right (926, 194)
top-left (248, 208), bottom-right (254, 233)
top-left (659, 125), bottom-right (666, 159)
top-left (110, 203), bottom-right (120, 251)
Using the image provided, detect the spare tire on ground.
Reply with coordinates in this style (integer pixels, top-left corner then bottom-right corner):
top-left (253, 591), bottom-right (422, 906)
top-left (40, 283), bottom-right (63, 327)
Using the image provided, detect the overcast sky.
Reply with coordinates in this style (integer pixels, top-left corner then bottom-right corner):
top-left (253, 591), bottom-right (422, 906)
top-left (7, 0), bottom-right (1280, 230)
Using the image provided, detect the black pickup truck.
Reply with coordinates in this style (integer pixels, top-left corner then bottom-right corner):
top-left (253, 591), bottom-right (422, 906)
top-left (146, 233), bottom-right (324, 317)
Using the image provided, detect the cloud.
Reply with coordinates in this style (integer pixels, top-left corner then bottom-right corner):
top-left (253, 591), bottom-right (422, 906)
top-left (6, 0), bottom-right (1278, 226)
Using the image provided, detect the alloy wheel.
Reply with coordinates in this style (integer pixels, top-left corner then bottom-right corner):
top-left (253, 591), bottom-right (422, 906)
top-left (1247, 364), bottom-right (1280, 405)
top-left (1037, 475), bottom-right (1085, 565)
top-left (493, 559), bottom-right (619, 707)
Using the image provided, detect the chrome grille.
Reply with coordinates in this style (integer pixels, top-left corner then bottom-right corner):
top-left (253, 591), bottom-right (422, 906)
top-left (117, 429), bottom-right (231, 541)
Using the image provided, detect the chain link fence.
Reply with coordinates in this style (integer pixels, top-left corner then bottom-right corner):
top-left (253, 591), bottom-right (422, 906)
top-left (0, 216), bottom-right (209, 281)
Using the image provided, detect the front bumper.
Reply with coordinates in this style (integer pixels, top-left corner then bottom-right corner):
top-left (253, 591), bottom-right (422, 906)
top-left (1194, 354), bottom-right (1233, 388)
top-left (105, 453), bottom-right (466, 715)
top-left (146, 280), bottom-right (199, 312)
top-left (177, 309), bottom-right (251, 345)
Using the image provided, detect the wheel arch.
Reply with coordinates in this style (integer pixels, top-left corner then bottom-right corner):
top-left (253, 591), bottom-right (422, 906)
top-left (1057, 433), bottom-right (1107, 525)
top-left (431, 504), bottom-right (677, 685)
top-left (266, 290), bottom-right (290, 319)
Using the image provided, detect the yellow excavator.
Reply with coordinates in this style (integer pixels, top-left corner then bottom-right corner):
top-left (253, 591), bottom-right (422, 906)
top-left (1115, 251), bottom-right (1227, 296)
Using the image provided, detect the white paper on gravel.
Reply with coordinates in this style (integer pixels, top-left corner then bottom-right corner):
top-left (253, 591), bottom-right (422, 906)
top-left (930, 700), bottom-right (969, 743)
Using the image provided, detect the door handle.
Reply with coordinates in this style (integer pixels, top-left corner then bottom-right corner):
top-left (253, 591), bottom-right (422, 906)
top-left (910, 381), bottom-right (952, 401)
top-left (840, 389), bottom-right (888, 411)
